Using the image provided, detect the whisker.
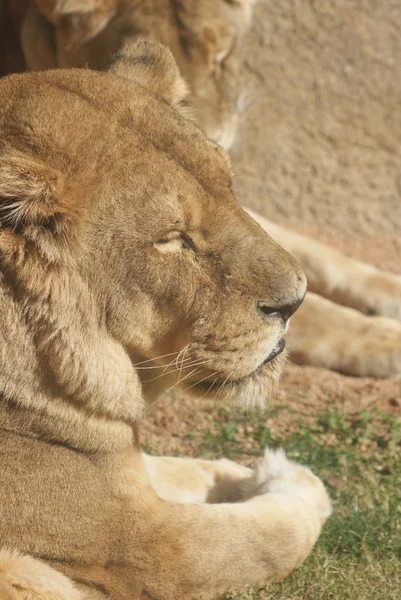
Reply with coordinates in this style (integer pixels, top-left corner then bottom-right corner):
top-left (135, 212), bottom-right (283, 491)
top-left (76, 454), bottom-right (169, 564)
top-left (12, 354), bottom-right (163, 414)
top-left (135, 356), bottom-right (192, 370)
top-left (132, 350), bottom-right (183, 368)
top-left (141, 359), bottom-right (215, 384)
top-left (174, 344), bottom-right (190, 370)
top-left (165, 345), bottom-right (190, 379)
top-left (201, 375), bottom-right (220, 400)
top-left (135, 349), bottom-right (201, 371)
top-left (144, 367), bottom-right (201, 414)
top-left (217, 369), bottom-right (235, 394)
top-left (183, 370), bottom-right (220, 394)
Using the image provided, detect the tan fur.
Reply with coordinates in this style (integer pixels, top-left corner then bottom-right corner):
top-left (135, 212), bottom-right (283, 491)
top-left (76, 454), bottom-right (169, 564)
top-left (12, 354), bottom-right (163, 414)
top-left (0, 41), bottom-right (332, 600)
top-left (143, 454), bottom-right (253, 504)
top-left (0, 549), bottom-right (83, 600)
top-left (0, 449), bottom-right (331, 600)
top-left (10, 0), bottom-right (401, 379)
top-left (16, 0), bottom-right (255, 149)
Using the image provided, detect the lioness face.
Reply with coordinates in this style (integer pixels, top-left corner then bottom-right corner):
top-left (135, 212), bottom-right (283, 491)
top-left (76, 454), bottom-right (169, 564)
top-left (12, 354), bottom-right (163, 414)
top-left (0, 41), bottom-right (305, 414)
top-left (32, 0), bottom-right (254, 149)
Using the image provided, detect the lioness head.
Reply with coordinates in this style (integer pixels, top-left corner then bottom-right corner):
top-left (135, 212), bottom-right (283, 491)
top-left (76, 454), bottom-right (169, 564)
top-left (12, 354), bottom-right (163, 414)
top-left (23, 0), bottom-right (256, 148)
top-left (0, 40), bottom-right (305, 422)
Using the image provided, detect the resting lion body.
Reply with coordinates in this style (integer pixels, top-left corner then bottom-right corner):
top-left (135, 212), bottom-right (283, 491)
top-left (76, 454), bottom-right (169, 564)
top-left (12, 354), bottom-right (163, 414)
top-left (2, 0), bottom-right (401, 378)
top-left (3, 0), bottom-right (253, 149)
top-left (0, 40), bottom-right (332, 599)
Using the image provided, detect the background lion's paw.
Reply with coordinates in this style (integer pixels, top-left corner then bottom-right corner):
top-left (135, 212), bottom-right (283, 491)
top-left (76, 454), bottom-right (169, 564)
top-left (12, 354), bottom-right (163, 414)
top-left (363, 271), bottom-right (401, 322)
top-left (343, 316), bottom-right (401, 379)
top-left (243, 448), bottom-right (332, 523)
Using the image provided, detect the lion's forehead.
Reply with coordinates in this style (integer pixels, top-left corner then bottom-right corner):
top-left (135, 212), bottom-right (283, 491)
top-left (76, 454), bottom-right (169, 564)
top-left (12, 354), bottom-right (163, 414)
top-left (0, 70), bottom-right (232, 193)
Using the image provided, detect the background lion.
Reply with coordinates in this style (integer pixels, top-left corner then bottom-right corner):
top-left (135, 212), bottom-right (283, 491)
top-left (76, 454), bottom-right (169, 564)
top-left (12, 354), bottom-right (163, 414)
top-left (2, 0), bottom-right (401, 379)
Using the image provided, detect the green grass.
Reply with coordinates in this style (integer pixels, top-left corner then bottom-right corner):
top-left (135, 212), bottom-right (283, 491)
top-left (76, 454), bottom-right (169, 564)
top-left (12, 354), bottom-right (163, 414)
top-left (184, 407), bottom-right (401, 600)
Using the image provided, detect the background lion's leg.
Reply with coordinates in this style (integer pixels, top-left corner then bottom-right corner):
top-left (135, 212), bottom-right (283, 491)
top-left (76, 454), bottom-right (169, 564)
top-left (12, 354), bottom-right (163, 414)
top-left (288, 292), bottom-right (401, 378)
top-left (143, 454), bottom-right (252, 503)
top-left (245, 208), bottom-right (401, 321)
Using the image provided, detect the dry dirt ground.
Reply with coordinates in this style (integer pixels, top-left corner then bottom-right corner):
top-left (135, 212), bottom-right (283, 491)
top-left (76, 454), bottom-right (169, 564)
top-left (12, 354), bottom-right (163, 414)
top-left (142, 0), bottom-right (401, 456)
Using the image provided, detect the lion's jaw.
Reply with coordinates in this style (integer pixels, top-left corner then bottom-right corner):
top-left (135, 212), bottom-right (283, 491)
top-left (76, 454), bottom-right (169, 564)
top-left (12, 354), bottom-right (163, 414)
top-left (142, 353), bottom-right (288, 412)
top-left (0, 40), bottom-right (305, 423)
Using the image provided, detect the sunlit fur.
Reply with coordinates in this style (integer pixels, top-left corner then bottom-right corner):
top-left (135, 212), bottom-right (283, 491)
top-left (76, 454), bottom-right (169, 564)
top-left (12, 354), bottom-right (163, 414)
top-left (10, 0), bottom-right (401, 383)
top-left (0, 40), bottom-right (313, 600)
top-left (15, 0), bottom-right (256, 148)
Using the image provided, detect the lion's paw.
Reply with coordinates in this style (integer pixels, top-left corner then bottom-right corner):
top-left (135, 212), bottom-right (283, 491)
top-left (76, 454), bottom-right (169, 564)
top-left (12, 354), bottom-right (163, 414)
top-left (243, 448), bottom-right (332, 523)
top-left (341, 316), bottom-right (401, 379)
top-left (251, 448), bottom-right (293, 494)
top-left (288, 293), bottom-right (401, 378)
top-left (362, 271), bottom-right (401, 322)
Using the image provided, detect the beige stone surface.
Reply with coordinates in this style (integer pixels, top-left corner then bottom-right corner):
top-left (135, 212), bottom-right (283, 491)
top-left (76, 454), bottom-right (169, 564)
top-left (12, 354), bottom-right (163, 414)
top-left (231, 0), bottom-right (401, 235)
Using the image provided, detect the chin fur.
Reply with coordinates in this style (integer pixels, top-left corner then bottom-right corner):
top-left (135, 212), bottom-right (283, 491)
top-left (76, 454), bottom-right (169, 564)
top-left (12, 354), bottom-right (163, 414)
top-left (186, 353), bottom-right (285, 410)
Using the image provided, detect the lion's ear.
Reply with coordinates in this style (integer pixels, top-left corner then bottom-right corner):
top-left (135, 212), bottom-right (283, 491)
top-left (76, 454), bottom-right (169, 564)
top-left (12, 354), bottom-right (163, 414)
top-left (0, 154), bottom-right (65, 229)
top-left (36, 0), bottom-right (117, 45)
top-left (107, 40), bottom-right (189, 110)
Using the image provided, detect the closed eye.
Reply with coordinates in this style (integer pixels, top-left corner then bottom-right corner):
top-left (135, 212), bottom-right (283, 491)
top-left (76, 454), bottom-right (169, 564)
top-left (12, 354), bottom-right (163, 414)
top-left (155, 231), bottom-right (196, 253)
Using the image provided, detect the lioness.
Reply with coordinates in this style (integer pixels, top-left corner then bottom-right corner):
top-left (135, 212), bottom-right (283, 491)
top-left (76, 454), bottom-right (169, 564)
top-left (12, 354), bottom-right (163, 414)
top-left (6, 0), bottom-right (401, 378)
top-left (0, 40), bottom-right (331, 599)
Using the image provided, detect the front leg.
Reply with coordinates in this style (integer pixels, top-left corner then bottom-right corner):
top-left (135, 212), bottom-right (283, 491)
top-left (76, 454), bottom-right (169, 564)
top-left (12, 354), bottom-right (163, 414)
top-left (288, 292), bottom-right (401, 378)
top-left (0, 452), bottom-right (330, 600)
top-left (245, 207), bottom-right (401, 321)
top-left (113, 449), bottom-right (331, 600)
top-left (143, 454), bottom-right (252, 503)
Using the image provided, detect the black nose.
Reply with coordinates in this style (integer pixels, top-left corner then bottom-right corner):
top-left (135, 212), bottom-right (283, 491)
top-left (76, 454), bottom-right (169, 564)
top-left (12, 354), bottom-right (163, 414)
top-left (257, 297), bottom-right (304, 324)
